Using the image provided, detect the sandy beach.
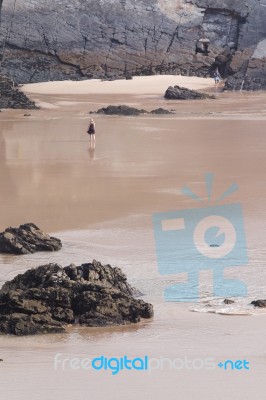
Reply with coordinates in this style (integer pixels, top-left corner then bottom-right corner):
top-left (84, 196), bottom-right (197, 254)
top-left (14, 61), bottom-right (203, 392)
top-left (1, 75), bottom-right (266, 399)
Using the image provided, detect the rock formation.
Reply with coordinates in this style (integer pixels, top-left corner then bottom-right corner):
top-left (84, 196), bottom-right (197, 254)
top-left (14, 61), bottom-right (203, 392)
top-left (96, 105), bottom-right (147, 116)
top-left (223, 299), bottom-right (235, 305)
top-left (0, 223), bottom-right (62, 254)
top-left (164, 85), bottom-right (214, 100)
top-left (251, 300), bottom-right (266, 308)
top-left (95, 104), bottom-right (173, 115)
top-left (0, 1), bottom-right (265, 89)
top-left (0, 260), bottom-right (153, 335)
top-left (0, 75), bottom-right (36, 108)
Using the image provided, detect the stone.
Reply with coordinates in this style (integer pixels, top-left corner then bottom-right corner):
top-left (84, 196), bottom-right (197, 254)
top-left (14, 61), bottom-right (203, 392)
top-left (251, 300), bottom-right (266, 308)
top-left (0, 260), bottom-right (153, 335)
top-left (223, 299), bottom-right (235, 304)
top-left (96, 105), bottom-right (147, 116)
top-left (0, 223), bottom-right (62, 254)
top-left (94, 105), bottom-right (174, 115)
top-left (150, 108), bottom-right (174, 114)
top-left (164, 85), bottom-right (215, 100)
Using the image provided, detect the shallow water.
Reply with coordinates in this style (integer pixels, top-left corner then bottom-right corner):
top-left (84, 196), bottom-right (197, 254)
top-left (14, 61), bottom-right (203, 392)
top-left (1, 91), bottom-right (266, 399)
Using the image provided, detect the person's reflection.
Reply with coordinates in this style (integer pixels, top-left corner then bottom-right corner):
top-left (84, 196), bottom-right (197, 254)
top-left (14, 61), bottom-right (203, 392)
top-left (88, 141), bottom-right (96, 160)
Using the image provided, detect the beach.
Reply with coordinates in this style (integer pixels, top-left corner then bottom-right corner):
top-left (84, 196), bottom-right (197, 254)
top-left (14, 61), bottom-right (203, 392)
top-left (1, 75), bottom-right (266, 399)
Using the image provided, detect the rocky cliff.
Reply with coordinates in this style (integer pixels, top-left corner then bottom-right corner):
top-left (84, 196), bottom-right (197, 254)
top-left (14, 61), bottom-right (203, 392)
top-left (0, 0), bottom-right (265, 89)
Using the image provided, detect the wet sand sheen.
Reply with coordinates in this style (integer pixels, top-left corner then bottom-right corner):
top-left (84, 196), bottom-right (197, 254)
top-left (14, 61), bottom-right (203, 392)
top-left (0, 76), bottom-right (266, 399)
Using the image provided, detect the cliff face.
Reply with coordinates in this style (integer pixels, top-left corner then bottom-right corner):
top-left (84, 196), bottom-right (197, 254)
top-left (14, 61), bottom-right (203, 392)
top-left (0, 0), bottom-right (265, 89)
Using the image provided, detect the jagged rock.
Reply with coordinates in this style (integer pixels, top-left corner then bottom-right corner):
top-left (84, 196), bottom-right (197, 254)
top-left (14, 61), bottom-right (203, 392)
top-left (0, 75), bottom-right (36, 109)
top-left (164, 85), bottom-right (215, 100)
top-left (96, 105), bottom-right (147, 116)
top-left (0, 260), bottom-right (153, 335)
top-left (224, 71), bottom-right (266, 91)
top-left (0, 223), bottom-right (62, 254)
top-left (251, 300), bottom-right (266, 308)
top-left (0, 1), bottom-right (265, 90)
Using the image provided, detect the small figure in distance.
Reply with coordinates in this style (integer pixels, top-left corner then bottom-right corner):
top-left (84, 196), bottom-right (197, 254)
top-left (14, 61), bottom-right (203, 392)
top-left (87, 118), bottom-right (96, 142)
top-left (213, 67), bottom-right (222, 86)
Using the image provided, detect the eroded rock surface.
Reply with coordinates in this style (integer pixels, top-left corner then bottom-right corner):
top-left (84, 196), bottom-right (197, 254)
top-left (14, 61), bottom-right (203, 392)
top-left (0, 223), bottom-right (62, 254)
top-left (0, 261), bottom-right (153, 335)
top-left (0, 75), bottom-right (36, 109)
top-left (0, 1), bottom-right (265, 89)
top-left (164, 85), bottom-right (214, 100)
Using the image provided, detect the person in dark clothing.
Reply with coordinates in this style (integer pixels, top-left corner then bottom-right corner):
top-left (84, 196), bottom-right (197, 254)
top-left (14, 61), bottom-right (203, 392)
top-left (87, 118), bottom-right (96, 142)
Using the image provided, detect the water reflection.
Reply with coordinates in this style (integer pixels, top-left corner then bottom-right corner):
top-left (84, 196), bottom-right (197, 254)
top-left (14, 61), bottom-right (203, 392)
top-left (88, 141), bottom-right (96, 160)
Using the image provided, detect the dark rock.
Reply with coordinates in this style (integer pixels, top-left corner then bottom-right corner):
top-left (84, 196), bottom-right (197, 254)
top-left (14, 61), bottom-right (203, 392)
top-left (0, 223), bottom-right (62, 255)
top-left (95, 105), bottom-right (175, 115)
top-left (150, 108), bottom-right (173, 114)
top-left (164, 86), bottom-right (215, 100)
top-left (223, 299), bottom-right (235, 304)
top-left (96, 105), bottom-right (147, 116)
top-left (0, 75), bottom-right (37, 109)
top-left (0, 260), bottom-right (153, 335)
top-left (251, 300), bottom-right (266, 308)
top-left (224, 73), bottom-right (266, 91)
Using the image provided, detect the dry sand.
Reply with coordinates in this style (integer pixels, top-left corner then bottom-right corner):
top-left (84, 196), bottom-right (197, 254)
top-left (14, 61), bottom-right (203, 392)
top-left (22, 75), bottom-right (214, 95)
top-left (0, 75), bottom-right (266, 400)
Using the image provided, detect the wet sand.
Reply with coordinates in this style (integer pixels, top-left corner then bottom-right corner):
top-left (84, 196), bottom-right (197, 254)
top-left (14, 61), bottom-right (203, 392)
top-left (1, 76), bottom-right (266, 399)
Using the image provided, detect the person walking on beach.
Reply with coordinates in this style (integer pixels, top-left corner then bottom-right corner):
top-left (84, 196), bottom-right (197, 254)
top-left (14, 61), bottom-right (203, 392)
top-left (87, 118), bottom-right (96, 141)
top-left (213, 68), bottom-right (221, 86)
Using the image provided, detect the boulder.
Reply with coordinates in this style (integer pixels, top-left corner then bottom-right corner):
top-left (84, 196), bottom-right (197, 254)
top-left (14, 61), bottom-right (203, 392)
top-left (223, 299), bottom-right (235, 304)
top-left (164, 85), bottom-right (215, 100)
top-left (95, 105), bottom-right (174, 115)
top-left (0, 260), bottom-right (153, 335)
top-left (251, 300), bottom-right (266, 308)
top-left (96, 105), bottom-right (147, 116)
top-left (0, 223), bottom-right (62, 254)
